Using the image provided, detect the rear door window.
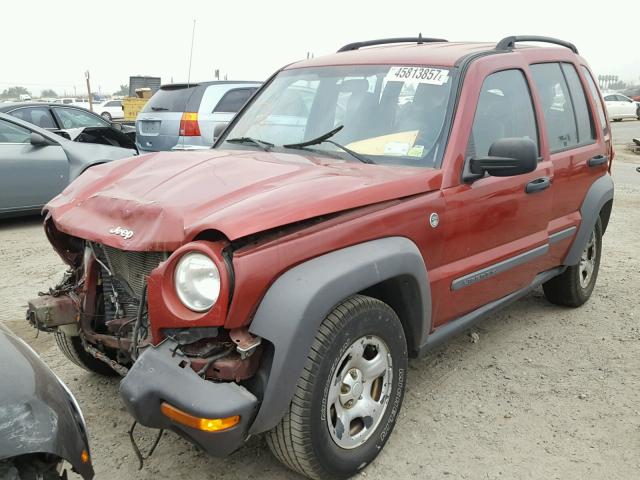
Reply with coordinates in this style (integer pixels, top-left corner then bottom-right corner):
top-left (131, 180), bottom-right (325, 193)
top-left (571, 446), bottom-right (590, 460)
top-left (560, 63), bottom-right (595, 144)
top-left (530, 63), bottom-right (579, 152)
top-left (213, 88), bottom-right (257, 113)
top-left (580, 67), bottom-right (608, 136)
top-left (142, 85), bottom-right (201, 113)
top-left (469, 69), bottom-right (538, 158)
top-left (10, 107), bottom-right (57, 129)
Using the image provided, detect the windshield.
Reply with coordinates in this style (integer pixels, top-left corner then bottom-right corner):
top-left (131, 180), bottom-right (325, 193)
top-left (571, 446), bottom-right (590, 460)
top-left (220, 65), bottom-right (454, 167)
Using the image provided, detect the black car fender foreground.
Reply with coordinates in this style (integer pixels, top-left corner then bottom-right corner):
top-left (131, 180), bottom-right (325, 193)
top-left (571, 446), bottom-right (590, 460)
top-left (0, 328), bottom-right (94, 479)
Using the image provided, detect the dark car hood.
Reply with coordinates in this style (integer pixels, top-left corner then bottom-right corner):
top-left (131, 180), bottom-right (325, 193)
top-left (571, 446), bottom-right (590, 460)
top-left (0, 327), bottom-right (94, 478)
top-left (46, 149), bottom-right (442, 251)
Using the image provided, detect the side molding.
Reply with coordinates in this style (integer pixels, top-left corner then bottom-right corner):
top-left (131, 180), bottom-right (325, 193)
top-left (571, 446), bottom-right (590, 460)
top-left (564, 174), bottom-right (614, 265)
top-left (247, 236), bottom-right (430, 434)
top-left (451, 244), bottom-right (548, 290)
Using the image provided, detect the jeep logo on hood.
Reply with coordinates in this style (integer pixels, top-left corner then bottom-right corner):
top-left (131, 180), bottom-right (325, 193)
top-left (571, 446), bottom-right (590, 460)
top-left (109, 226), bottom-right (134, 240)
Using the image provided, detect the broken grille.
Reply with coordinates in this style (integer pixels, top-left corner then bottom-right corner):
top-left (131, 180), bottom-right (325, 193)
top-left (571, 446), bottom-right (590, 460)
top-left (91, 243), bottom-right (168, 320)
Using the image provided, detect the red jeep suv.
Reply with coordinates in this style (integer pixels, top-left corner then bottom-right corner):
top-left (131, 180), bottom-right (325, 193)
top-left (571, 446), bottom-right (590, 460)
top-left (28, 35), bottom-right (614, 479)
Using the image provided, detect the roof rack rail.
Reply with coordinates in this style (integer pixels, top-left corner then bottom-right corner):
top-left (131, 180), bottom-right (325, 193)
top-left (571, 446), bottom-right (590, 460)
top-left (496, 35), bottom-right (578, 54)
top-left (337, 34), bottom-right (448, 53)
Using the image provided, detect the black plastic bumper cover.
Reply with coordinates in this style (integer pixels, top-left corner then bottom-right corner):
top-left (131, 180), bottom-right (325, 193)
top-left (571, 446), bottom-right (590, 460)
top-left (119, 339), bottom-right (258, 457)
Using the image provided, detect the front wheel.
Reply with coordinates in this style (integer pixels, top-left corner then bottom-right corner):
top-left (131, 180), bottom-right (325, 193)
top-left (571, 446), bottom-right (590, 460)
top-left (543, 217), bottom-right (603, 307)
top-left (267, 295), bottom-right (407, 480)
top-left (100, 112), bottom-right (112, 121)
top-left (55, 331), bottom-right (119, 376)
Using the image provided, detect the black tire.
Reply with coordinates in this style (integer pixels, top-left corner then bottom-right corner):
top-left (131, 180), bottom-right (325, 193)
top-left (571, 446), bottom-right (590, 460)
top-left (54, 331), bottom-right (118, 376)
top-left (543, 217), bottom-right (603, 307)
top-left (101, 112), bottom-right (112, 121)
top-left (266, 295), bottom-right (407, 480)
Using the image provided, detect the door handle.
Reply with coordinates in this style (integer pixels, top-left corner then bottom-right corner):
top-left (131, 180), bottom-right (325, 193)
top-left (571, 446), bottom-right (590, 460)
top-left (525, 176), bottom-right (551, 194)
top-left (588, 154), bottom-right (608, 167)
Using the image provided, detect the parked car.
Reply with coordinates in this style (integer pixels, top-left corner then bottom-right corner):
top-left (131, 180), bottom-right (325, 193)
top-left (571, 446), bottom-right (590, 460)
top-left (94, 99), bottom-right (124, 121)
top-left (0, 102), bottom-right (136, 146)
top-left (0, 112), bottom-right (136, 218)
top-left (0, 324), bottom-right (94, 479)
top-left (28, 36), bottom-right (613, 479)
top-left (53, 98), bottom-right (79, 105)
top-left (602, 92), bottom-right (640, 121)
top-left (135, 81), bottom-right (260, 151)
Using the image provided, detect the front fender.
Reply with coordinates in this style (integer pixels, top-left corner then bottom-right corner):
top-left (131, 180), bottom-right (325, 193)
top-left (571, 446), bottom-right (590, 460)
top-left (0, 329), bottom-right (93, 479)
top-left (248, 236), bottom-right (430, 434)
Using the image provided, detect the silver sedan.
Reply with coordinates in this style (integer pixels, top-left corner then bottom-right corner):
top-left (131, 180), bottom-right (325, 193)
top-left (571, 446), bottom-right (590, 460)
top-left (0, 112), bottom-right (136, 218)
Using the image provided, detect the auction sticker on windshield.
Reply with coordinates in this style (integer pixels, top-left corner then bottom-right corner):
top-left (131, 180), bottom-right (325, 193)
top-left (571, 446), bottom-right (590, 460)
top-left (385, 66), bottom-right (449, 85)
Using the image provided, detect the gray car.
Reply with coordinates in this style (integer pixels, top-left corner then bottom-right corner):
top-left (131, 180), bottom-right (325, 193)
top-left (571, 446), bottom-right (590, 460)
top-left (135, 81), bottom-right (260, 152)
top-left (0, 112), bottom-right (136, 218)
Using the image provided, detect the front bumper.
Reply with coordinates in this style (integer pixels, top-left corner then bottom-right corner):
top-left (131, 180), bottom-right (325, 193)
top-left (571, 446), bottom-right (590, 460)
top-left (119, 339), bottom-right (258, 457)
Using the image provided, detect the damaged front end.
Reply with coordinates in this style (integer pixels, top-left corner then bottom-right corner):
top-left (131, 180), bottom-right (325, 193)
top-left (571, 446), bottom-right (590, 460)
top-left (28, 219), bottom-right (265, 456)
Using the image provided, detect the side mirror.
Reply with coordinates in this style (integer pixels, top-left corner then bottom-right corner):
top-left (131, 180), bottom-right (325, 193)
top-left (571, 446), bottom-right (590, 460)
top-left (111, 122), bottom-right (122, 131)
top-left (213, 122), bottom-right (229, 143)
top-left (469, 137), bottom-right (537, 177)
top-left (30, 132), bottom-right (54, 147)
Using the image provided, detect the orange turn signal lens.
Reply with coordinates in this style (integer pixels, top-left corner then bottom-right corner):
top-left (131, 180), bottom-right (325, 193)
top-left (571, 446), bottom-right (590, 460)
top-left (80, 449), bottom-right (90, 463)
top-left (160, 402), bottom-right (240, 432)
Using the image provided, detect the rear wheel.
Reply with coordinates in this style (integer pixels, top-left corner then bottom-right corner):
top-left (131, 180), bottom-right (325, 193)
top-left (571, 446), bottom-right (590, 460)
top-left (54, 331), bottom-right (118, 376)
top-left (543, 217), bottom-right (602, 307)
top-left (267, 295), bottom-right (407, 479)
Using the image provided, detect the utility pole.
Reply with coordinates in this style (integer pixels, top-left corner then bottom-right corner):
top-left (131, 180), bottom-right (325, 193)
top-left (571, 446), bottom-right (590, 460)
top-left (85, 71), bottom-right (93, 111)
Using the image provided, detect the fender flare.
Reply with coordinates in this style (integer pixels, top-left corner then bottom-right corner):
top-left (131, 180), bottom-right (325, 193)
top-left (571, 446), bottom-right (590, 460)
top-left (564, 174), bottom-right (614, 265)
top-left (247, 236), bottom-right (430, 434)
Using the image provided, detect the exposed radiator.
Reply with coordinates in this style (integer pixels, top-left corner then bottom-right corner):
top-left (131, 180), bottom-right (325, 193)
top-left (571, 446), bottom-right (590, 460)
top-left (92, 243), bottom-right (168, 321)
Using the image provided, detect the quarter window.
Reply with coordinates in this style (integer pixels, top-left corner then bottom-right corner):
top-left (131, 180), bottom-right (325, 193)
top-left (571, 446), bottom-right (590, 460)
top-left (0, 119), bottom-right (31, 143)
top-left (213, 88), bottom-right (257, 113)
top-left (581, 67), bottom-right (608, 136)
top-left (530, 63), bottom-right (579, 152)
top-left (469, 69), bottom-right (538, 158)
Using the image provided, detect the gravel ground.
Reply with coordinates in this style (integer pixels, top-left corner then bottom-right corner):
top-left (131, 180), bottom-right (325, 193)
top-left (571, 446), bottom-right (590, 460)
top-left (1, 121), bottom-right (638, 480)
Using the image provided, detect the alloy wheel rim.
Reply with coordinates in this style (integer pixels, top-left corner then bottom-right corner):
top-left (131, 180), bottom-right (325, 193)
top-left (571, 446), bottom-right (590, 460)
top-left (579, 230), bottom-right (597, 288)
top-left (326, 335), bottom-right (393, 450)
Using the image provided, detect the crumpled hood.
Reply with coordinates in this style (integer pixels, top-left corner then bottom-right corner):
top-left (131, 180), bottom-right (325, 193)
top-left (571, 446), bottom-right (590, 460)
top-left (46, 149), bottom-right (441, 251)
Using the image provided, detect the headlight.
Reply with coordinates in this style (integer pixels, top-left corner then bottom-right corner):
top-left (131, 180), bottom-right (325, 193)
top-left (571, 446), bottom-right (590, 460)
top-left (174, 252), bottom-right (220, 312)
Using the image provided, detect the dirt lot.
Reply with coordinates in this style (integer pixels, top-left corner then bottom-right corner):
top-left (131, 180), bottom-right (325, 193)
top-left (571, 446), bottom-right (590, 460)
top-left (1, 122), bottom-right (639, 479)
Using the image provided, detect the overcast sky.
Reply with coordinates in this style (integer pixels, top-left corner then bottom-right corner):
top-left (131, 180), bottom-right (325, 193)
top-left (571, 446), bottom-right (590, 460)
top-left (2, 0), bottom-right (638, 96)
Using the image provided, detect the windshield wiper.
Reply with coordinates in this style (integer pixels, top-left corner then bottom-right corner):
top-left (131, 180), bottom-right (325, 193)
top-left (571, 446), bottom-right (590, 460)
top-left (283, 125), bottom-right (373, 164)
top-left (226, 136), bottom-right (274, 151)
top-left (150, 106), bottom-right (169, 111)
